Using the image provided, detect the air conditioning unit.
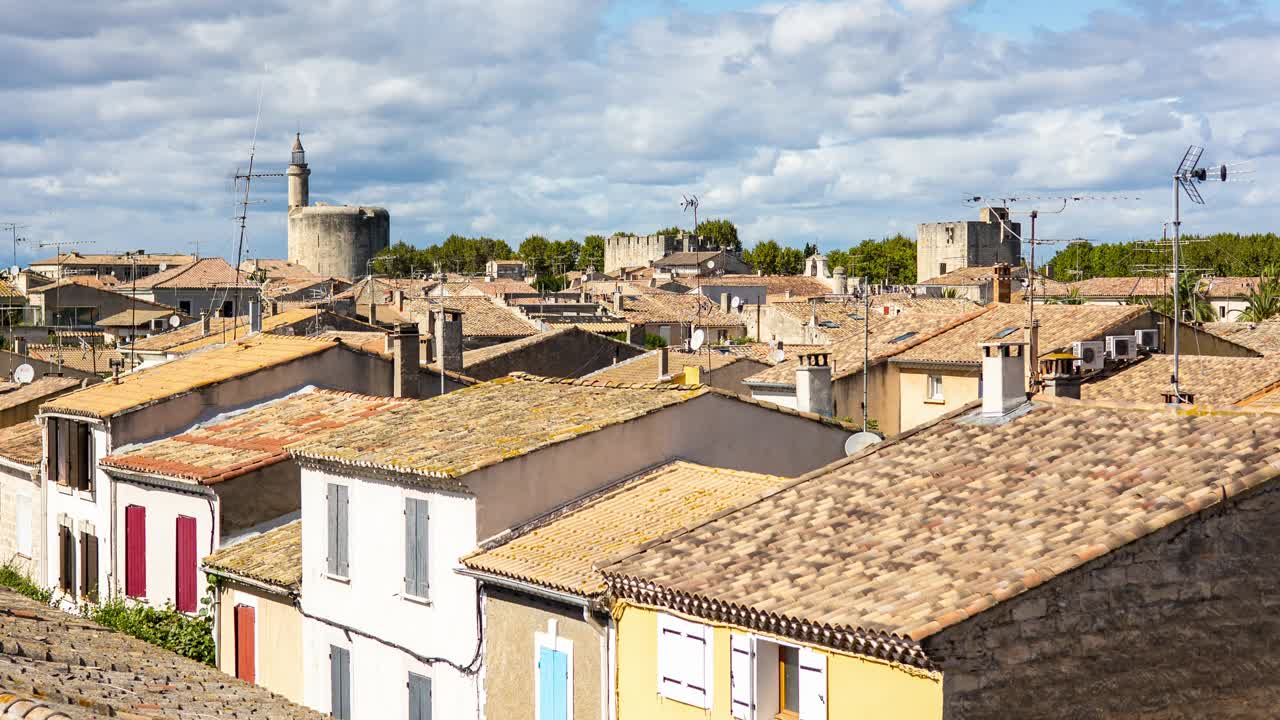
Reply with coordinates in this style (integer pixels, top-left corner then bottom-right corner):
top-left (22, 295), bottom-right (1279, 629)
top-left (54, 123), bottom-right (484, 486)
top-left (1135, 328), bottom-right (1159, 350)
top-left (1073, 341), bottom-right (1105, 371)
top-left (1106, 335), bottom-right (1138, 361)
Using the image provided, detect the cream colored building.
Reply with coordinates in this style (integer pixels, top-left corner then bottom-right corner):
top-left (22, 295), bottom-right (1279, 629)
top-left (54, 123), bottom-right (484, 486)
top-left (204, 520), bottom-right (305, 703)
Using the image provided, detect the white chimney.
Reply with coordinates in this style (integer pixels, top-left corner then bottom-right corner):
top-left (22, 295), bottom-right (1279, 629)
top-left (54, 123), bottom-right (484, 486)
top-left (200, 311), bottom-right (210, 336)
top-left (248, 300), bottom-right (263, 334)
top-left (612, 291), bottom-right (624, 314)
top-left (657, 346), bottom-right (669, 379)
top-left (980, 341), bottom-right (1027, 417)
top-left (795, 352), bottom-right (834, 416)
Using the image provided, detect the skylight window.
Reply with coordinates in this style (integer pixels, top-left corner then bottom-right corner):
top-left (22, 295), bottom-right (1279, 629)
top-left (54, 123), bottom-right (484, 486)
top-left (818, 320), bottom-right (841, 328)
top-left (889, 331), bottom-right (917, 343)
top-left (993, 327), bottom-right (1019, 339)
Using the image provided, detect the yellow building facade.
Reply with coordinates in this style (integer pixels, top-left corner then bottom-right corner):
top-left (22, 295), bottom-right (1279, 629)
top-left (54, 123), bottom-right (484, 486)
top-left (615, 604), bottom-right (941, 720)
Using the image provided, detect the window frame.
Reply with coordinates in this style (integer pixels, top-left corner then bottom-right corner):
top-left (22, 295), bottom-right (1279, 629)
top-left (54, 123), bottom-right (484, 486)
top-left (926, 374), bottom-right (945, 403)
top-left (327, 483), bottom-right (350, 579)
top-left (535, 621), bottom-right (573, 720)
top-left (404, 496), bottom-right (430, 601)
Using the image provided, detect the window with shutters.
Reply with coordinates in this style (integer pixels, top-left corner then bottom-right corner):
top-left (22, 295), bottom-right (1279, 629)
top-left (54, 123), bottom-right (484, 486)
top-left (330, 645), bottom-right (352, 720)
top-left (656, 613), bottom-right (713, 709)
top-left (46, 420), bottom-right (59, 485)
top-left (327, 483), bottom-right (349, 578)
top-left (14, 490), bottom-right (31, 557)
top-left (404, 497), bottom-right (430, 599)
top-left (735, 637), bottom-right (828, 720)
top-left (79, 530), bottom-right (98, 600)
top-left (535, 625), bottom-right (572, 720)
top-left (175, 515), bottom-right (197, 612)
top-left (75, 424), bottom-right (93, 492)
top-left (58, 524), bottom-right (74, 592)
top-left (408, 672), bottom-right (432, 720)
top-left (125, 505), bottom-right (147, 597)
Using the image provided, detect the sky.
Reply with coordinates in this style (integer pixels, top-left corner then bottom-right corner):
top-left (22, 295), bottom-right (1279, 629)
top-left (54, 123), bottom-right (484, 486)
top-left (3, 0), bottom-right (1280, 265)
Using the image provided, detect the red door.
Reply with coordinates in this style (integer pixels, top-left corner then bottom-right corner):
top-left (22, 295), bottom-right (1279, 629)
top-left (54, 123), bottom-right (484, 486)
top-left (125, 505), bottom-right (146, 597)
top-left (234, 604), bottom-right (256, 682)
top-left (175, 516), bottom-right (197, 612)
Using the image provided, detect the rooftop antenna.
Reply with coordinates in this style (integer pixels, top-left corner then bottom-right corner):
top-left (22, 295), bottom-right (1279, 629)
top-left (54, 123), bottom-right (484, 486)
top-left (682, 193), bottom-right (715, 384)
top-left (1168, 145), bottom-right (1252, 403)
top-left (0, 224), bottom-right (29, 268)
top-left (232, 75), bottom-right (285, 320)
top-left (33, 237), bottom-right (94, 373)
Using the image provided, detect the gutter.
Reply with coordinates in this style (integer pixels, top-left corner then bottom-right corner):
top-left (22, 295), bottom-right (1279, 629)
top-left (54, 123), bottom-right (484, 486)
top-left (455, 567), bottom-right (592, 610)
top-left (202, 566), bottom-right (296, 599)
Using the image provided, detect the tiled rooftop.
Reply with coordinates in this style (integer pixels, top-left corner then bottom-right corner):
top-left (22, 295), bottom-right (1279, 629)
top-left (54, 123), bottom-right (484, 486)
top-left (615, 294), bottom-right (744, 328)
top-left (770, 295), bottom-right (980, 342)
top-left (0, 280), bottom-right (23, 299)
top-left (203, 520), bottom-right (302, 592)
top-left (710, 274), bottom-right (833, 298)
top-left (96, 307), bottom-right (187, 327)
top-left (406, 296), bottom-right (540, 338)
top-left (290, 374), bottom-right (712, 483)
top-left (32, 252), bottom-right (195, 267)
top-left (101, 388), bottom-right (408, 483)
top-left (131, 257), bottom-right (253, 289)
top-left (893, 303), bottom-right (1146, 365)
top-left (1078, 355), bottom-right (1280, 406)
top-left (41, 335), bottom-right (338, 420)
top-left (1040, 276), bottom-right (1173, 297)
top-left (918, 265), bottom-right (1027, 286)
top-left (463, 461), bottom-right (788, 597)
top-left (746, 311), bottom-right (983, 385)
top-left (0, 587), bottom-right (324, 718)
top-left (25, 344), bottom-right (125, 375)
top-left (1200, 319), bottom-right (1280, 355)
top-left (0, 421), bottom-right (43, 467)
top-left (1200, 275), bottom-right (1262, 298)
top-left (454, 278), bottom-right (538, 297)
top-left (164, 308), bottom-right (332, 353)
top-left (583, 348), bottom-right (750, 385)
top-left (604, 398), bottom-right (1280, 664)
top-left (0, 376), bottom-right (82, 413)
top-left (579, 280), bottom-right (675, 297)
top-left (240, 258), bottom-right (324, 281)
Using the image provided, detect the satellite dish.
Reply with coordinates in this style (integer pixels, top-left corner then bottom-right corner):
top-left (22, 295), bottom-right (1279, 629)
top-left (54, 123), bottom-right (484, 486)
top-left (844, 431), bottom-right (882, 456)
top-left (706, 260), bottom-right (716, 269)
top-left (731, 295), bottom-right (742, 310)
top-left (169, 314), bottom-right (182, 328)
top-left (769, 348), bottom-right (786, 363)
top-left (13, 364), bottom-right (35, 385)
top-left (690, 329), bottom-right (706, 351)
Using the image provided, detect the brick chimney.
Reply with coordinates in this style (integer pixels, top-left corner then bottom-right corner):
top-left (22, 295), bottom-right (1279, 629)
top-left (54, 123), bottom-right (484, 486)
top-left (393, 289), bottom-right (405, 313)
top-left (200, 311), bottom-right (210, 336)
top-left (992, 263), bottom-right (1012, 304)
top-left (435, 308), bottom-right (464, 374)
top-left (795, 352), bottom-right (833, 416)
top-left (980, 341), bottom-right (1027, 417)
top-left (657, 346), bottom-right (669, 379)
top-left (392, 323), bottom-right (420, 399)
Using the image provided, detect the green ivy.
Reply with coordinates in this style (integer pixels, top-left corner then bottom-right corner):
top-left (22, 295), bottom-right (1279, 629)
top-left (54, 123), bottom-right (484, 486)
top-left (87, 595), bottom-right (215, 665)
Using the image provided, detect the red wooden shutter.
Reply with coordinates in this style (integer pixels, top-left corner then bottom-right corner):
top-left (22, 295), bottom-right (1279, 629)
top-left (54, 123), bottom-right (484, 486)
top-left (175, 516), bottom-right (197, 612)
top-left (234, 605), bottom-right (256, 683)
top-left (125, 505), bottom-right (146, 597)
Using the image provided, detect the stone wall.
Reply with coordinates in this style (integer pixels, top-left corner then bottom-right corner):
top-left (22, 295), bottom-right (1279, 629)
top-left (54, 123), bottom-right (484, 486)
top-left (916, 220), bottom-right (1021, 284)
top-left (923, 483), bottom-right (1280, 720)
top-left (288, 205), bottom-right (391, 280)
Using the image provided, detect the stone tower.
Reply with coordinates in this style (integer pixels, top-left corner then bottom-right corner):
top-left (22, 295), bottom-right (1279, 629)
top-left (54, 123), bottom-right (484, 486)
top-left (915, 207), bottom-right (1021, 284)
top-left (286, 134), bottom-right (391, 280)
top-left (287, 133), bottom-right (310, 209)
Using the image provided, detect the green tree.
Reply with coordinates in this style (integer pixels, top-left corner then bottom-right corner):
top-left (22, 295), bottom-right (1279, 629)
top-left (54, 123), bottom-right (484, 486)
top-left (371, 236), bottom-right (517, 277)
top-left (743, 240), bottom-right (784, 274)
top-left (371, 241), bottom-right (423, 277)
top-left (1149, 272), bottom-right (1216, 323)
top-left (834, 235), bottom-right (916, 284)
top-left (579, 235), bottom-right (606, 272)
top-left (695, 218), bottom-right (742, 252)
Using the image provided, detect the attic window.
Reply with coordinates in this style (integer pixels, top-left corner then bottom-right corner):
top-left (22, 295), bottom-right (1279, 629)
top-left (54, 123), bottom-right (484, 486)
top-left (889, 331), bottom-right (917, 343)
top-left (993, 327), bottom-right (1018, 339)
top-left (817, 320), bottom-right (841, 328)
top-left (846, 313), bottom-right (863, 320)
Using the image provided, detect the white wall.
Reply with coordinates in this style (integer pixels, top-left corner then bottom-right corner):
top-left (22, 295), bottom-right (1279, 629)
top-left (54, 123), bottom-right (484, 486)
top-left (43, 421), bottom-right (110, 600)
top-left (113, 478), bottom-right (217, 609)
top-left (0, 461), bottom-right (40, 579)
top-left (299, 467), bottom-right (479, 720)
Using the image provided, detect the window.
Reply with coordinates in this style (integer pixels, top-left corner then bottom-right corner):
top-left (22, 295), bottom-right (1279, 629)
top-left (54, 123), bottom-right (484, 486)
top-left (889, 331), bottom-right (917, 344)
top-left (404, 498), bottom-right (430, 598)
top-left (15, 490), bottom-right (31, 557)
top-left (125, 505), bottom-right (146, 597)
top-left (220, 300), bottom-right (234, 318)
top-left (175, 515), bottom-right (197, 612)
top-left (993, 326), bottom-right (1019, 339)
top-left (536, 622), bottom-right (572, 720)
top-left (657, 614), bottom-right (712, 709)
top-left (58, 524), bottom-right (74, 593)
top-left (927, 374), bottom-right (944, 402)
top-left (49, 420), bottom-right (92, 492)
top-left (330, 645), bottom-right (352, 720)
top-left (408, 672), bottom-right (432, 720)
top-left (80, 531), bottom-right (98, 599)
top-left (235, 604), bottom-right (256, 683)
top-left (179, 300), bottom-right (192, 315)
top-left (939, 262), bottom-right (947, 275)
top-left (730, 635), bottom-right (828, 720)
top-left (1219, 305), bottom-right (1227, 318)
top-left (327, 484), bottom-right (350, 577)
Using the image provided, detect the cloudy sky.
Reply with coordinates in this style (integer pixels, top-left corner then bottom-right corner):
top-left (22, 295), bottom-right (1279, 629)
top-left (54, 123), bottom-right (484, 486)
top-left (3, 0), bottom-right (1279, 265)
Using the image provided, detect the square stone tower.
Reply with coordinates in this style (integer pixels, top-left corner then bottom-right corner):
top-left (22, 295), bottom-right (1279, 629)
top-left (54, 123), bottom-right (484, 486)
top-left (915, 207), bottom-right (1021, 283)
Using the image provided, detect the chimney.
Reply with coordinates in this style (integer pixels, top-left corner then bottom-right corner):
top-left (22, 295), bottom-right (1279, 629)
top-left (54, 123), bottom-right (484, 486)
top-left (795, 352), bottom-right (834, 416)
top-left (249, 300), bottom-right (263, 334)
top-left (1038, 353), bottom-right (1082, 399)
top-left (648, 278), bottom-right (656, 288)
top-left (612, 291), bottom-right (624, 314)
top-left (421, 333), bottom-right (434, 366)
top-left (1024, 319), bottom-right (1040, 389)
top-left (720, 292), bottom-right (731, 314)
top-left (392, 323), bottom-right (421, 399)
top-left (269, 299), bottom-right (279, 316)
top-left (200, 311), bottom-right (210, 336)
top-left (14, 336), bottom-right (26, 356)
top-left (393, 289), bottom-right (405, 312)
top-left (657, 346), bottom-right (669, 379)
top-left (579, 288), bottom-right (588, 303)
top-left (785, 289), bottom-right (792, 299)
top-left (435, 308), bottom-right (464, 374)
top-left (682, 365), bottom-right (702, 385)
top-left (384, 331), bottom-right (394, 354)
top-left (992, 263), bottom-right (1012, 304)
top-left (980, 341), bottom-right (1027, 417)
top-left (833, 266), bottom-right (848, 295)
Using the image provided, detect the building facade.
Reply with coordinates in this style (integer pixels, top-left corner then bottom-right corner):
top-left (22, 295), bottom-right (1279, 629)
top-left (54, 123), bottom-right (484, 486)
top-left (916, 207), bottom-right (1021, 284)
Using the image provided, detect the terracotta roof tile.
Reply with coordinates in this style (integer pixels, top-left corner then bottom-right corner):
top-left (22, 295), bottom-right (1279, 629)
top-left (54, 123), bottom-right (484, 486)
top-left (164, 308), bottom-right (332, 353)
top-left (128, 314), bottom-right (244, 351)
top-left (96, 307), bottom-right (187, 327)
top-left (463, 461), bottom-right (788, 596)
top-left (583, 348), bottom-right (748, 384)
top-left (709, 274), bottom-right (833, 298)
top-left (25, 345), bottom-right (125, 375)
top-left (770, 295), bottom-right (981, 342)
top-left (239, 258), bottom-right (324, 281)
top-left (918, 265), bottom-right (1028, 286)
top-left (32, 252), bottom-right (195, 267)
top-left (102, 389), bottom-right (409, 483)
top-left (894, 303), bottom-right (1147, 365)
top-left (615, 294), bottom-right (744, 328)
top-left (603, 399), bottom-right (1280, 662)
top-left (0, 421), bottom-right (43, 467)
top-left (1039, 276), bottom-right (1173, 297)
top-left (1200, 319), bottom-right (1280, 356)
top-left (1200, 276), bottom-right (1263, 298)
top-left (203, 520), bottom-right (302, 592)
top-left (131, 257), bottom-right (254, 289)
top-left (0, 376), bottom-right (81, 413)
top-left (1079, 355), bottom-right (1280, 406)
top-left (42, 334), bottom-right (338, 420)
top-left (406, 297), bottom-right (540, 339)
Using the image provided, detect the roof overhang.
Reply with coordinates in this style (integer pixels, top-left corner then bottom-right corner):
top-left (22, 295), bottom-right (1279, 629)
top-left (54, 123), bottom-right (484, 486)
top-left (455, 567), bottom-right (594, 610)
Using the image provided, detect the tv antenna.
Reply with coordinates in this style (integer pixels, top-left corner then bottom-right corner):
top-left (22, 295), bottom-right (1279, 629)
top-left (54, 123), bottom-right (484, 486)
top-left (1168, 145), bottom-right (1252, 403)
top-left (0, 224), bottom-right (29, 268)
top-left (232, 77), bottom-right (285, 320)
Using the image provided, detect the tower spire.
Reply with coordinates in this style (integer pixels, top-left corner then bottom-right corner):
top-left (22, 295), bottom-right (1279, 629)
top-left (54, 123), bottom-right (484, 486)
top-left (287, 133), bottom-right (310, 209)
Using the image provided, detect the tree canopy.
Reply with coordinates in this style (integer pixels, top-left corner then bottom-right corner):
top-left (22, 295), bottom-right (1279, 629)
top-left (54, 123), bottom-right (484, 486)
top-left (827, 235), bottom-right (917, 284)
top-left (1046, 233), bottom-right (1280, 280)
top-left (371, 235), bottom-right (516, 277)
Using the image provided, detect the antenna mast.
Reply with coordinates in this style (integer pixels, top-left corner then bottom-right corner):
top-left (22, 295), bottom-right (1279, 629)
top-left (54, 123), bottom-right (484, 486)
top-left (232, 78), bottom-right (284, 320)
top-left (0, 224), bottom-right (29, 268)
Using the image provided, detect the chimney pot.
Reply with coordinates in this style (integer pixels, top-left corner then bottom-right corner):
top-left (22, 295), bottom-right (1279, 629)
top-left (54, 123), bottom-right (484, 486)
top-left (980, 341), bottom-right (1027, 416)
top-left (200, 311), bottom-right (210, 336)
top-left (992, 263), bottom-right (1012, 304)
top-left (795, 352), bottom-right (834, 416)
top-left (14, 336), bottom-right (26, 356)
top-left (720, 292), bottom-right (731, 313)
top-left (435, 308), bottom-right (464, 375)
top-left (657, 346), bottom-right (669, 379)
top-left (392, 322), bottom-right (421, 399)
top-left (249, 300), bottom-right (263, 334)
top-left (612, 291), bottom-right (624, 314)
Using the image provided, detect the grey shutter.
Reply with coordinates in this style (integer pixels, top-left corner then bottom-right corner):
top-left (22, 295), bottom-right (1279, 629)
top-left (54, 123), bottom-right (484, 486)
top-left (408, 672), bottom-right (432, 720)
top-left (330, 645), bottom-right (351, 719)
top-left (414, 499), bottom-right (429, 597)
top-left (326, 485), bottom-right (338, 575)
top-left (328, 484), bottom-right (349, 576)
top-left (404, 499), bottom-right (417, 594)
top-left (56, 421), bottom-right (70, 486)
top-left (336, 485), bottom-right (349, 576)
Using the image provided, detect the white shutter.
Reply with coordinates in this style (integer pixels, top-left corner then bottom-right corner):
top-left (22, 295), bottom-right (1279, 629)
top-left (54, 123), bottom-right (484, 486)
top-left (684, 625), bottom-right (708, 708)
top-left (798, 647), bottom-right (828, 720)
top-left (730, 633), bottom-right (755, 719)
top-left (657, 615), bottom-right (685, 702)
top-left (656, 614), bottom-right (713, 709)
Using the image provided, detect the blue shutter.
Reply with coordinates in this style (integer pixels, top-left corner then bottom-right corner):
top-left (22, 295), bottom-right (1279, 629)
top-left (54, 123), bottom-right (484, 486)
top-left (552, 648), bottom-right (568, 720)
top-left (539, 647), bottom-right (568, 720)
top-left (408, 673), bottom-right (431, 720)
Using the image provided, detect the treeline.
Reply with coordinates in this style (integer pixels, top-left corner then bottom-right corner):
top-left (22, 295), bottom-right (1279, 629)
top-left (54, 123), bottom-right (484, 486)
top-left (1047, 233), bottom-right (1280, 280)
